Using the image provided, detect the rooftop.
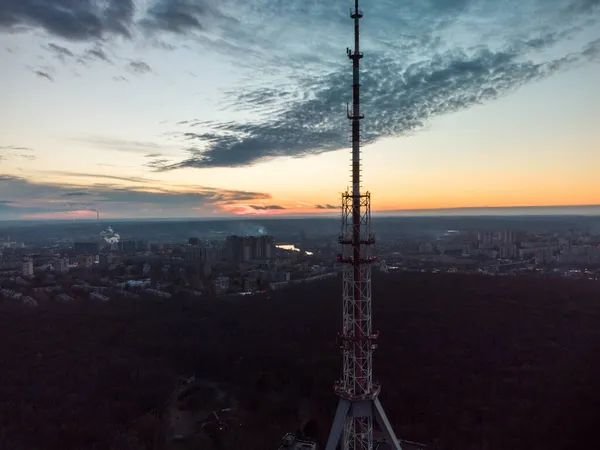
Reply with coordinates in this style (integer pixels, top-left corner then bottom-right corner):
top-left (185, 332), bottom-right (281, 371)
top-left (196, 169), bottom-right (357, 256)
top-left (278, 433), bottom-right (316, 450)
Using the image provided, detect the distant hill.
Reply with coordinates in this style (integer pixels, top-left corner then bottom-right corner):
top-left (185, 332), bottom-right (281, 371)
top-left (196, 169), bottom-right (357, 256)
top-left (1, 272), bottom-right (599, 449)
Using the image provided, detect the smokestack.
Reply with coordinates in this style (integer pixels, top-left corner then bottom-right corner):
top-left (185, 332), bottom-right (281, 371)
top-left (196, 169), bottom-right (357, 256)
top-left (89, 208), bottom-right (99, 220)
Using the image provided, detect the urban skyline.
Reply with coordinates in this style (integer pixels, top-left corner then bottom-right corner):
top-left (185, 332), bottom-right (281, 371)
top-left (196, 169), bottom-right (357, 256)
top-left (1, 0), bottom-right (599, 220)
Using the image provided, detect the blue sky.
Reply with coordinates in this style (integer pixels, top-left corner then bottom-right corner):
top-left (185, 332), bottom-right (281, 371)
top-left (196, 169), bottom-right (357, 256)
top-left (0, 0), bottom-right (599, 220)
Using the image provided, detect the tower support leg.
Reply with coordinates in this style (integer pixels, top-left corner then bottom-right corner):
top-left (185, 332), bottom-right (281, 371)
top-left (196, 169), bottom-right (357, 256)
top-left (325, 397), bottom-right (402, 450)
top-left (324, 398), bottom-right (351, 450)
top-left (374, 397), bottom-right (402, 450)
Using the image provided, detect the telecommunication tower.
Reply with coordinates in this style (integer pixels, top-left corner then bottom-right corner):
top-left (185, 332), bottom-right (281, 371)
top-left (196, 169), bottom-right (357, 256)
top-left (325, 1), bottom-right (402, 449)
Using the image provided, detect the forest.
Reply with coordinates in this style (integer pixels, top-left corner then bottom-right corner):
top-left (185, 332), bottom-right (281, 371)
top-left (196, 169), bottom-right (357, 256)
top-left (1, 272), bottom-right (599, 449)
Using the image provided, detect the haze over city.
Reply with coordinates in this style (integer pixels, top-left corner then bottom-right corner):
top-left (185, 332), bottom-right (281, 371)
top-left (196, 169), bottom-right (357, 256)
top-left (1, 0), bottom-right (599, 220)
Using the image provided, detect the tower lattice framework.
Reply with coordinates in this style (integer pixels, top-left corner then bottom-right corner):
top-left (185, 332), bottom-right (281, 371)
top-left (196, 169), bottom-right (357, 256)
top-left (325, 1), bottom-right (402, 449)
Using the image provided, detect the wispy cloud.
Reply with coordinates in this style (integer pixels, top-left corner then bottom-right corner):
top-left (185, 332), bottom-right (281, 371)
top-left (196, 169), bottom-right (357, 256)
top-left (33, 70), bottom-right (53, 81)
top-left (315, 204), bottom-right (338, 210)
top-left (45, 43), bottom-right (74, 60)
top-left (37, 42), bottom-right (116, 77)
top-left (71, 136), bottom-right (176, 155)
top-left (0, 174), bottom-right (271, 219)
top-left (249, 204), bottom-right (286, 210)
top-left (39, 41), bottom-right (116, 74)
top-left (42, 170), bottom-right (154, 184)
top-left (84, 45), bottom-right (111, 63)
top-left (0, 146), bottom-right (34, 151)
top-left (128, 60), bottom-right (152, 74)
top-left (0, 146), bottom-right (36, 161)
top-left (143, 152), bottom-right (176, 171)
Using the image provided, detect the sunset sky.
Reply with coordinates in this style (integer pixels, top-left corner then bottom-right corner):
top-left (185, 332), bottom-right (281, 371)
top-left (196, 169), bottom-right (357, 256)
top-left (1, 0), bottom-right (599, 220)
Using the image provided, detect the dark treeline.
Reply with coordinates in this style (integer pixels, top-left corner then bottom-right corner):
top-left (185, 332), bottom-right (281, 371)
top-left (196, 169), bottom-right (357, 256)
top-left (1, 272), bottom-right (599, 449)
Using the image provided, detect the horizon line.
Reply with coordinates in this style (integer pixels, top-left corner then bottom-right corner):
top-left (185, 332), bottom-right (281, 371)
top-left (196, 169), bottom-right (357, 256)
top-left (2, 204), bottom-right (600, 223)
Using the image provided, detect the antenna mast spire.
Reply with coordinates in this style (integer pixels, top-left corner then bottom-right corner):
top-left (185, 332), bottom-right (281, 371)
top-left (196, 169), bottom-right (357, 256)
top-left (325, 1), bottom-right (403, 449)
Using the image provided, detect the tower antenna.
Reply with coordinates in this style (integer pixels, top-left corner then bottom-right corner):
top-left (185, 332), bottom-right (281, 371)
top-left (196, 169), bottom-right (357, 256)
top-left (325, 1), bottom-right (403, 449)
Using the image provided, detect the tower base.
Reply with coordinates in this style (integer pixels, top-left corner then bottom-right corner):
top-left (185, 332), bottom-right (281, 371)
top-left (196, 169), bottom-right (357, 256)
top-left (325, 396), bottom-right (401, 450)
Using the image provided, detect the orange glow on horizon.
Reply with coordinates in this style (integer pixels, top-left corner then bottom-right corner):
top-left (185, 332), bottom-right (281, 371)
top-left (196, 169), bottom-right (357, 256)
top-left (373, 198), bottom-right (600, 212)
top-left (219, 204), bottom-right (292, 216)
top-left (22, 210), bottom-right (104, 220)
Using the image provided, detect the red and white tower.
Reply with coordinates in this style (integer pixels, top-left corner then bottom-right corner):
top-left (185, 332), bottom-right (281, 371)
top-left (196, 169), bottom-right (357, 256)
top-left (325, 1), bottom-right (402, 449)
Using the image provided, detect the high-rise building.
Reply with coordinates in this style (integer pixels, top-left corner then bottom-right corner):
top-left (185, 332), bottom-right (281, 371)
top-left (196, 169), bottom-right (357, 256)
top-left (225, 235), bottom-right (274, 262)
top-left (74, 242), bottom-right (100, 254)
top-left (22, 259), bottom-right (34, 277)
top-left (118, 240), bottom-right (136, 253)
top-left (58, 257), bottom-right (70, 273)
top-left (136, 240), bottom-right (150, 251)
top-left (77, 254), bottom-right (94, 268)
top-left (185, 245), bottom-right (203, 263)
top-left (99, 253), bottom-right (114, 267)
top-left (186, 245), bottom-right (223, 264)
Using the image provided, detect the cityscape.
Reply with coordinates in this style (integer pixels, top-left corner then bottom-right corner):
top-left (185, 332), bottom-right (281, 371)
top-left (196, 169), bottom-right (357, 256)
top-left (2, 215), bottom-right (600, 308)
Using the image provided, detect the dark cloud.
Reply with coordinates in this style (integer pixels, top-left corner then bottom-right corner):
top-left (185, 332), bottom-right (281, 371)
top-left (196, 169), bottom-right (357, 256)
top-left (128, 60), bottom-right (152, 74)
top-left (141, 0), bottom-right (208, 34)
top-left (315, 204), bottom-right (338, 210)
top-left (0, 0), bottom-right (241, 64)
top-left (1, 0), bottom-right (597, 47)
top-left (63, 191), bottom-right (93, 197)
top-left (0, 0), bottom-right (135, 41)
top-left (568, 0), bottom-right (600, 13)
top-left (112, 76), bottom-right (128, 82)
top-left (163, 32), bottom-right (600, 169)
top-left (0, 174), bottom-right (271, 218)
top-left (140, 0), bottom-right (240, 38)
top-left (582, 37), bottom-right (600, 60)
top-left (249, 204), bottom-right (286, 210)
